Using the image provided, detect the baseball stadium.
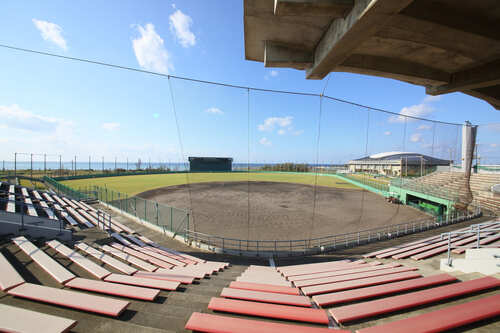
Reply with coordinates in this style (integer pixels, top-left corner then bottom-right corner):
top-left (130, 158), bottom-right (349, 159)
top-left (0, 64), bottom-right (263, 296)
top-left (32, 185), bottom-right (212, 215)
top-left (0, 1), bottom-right (499, 332)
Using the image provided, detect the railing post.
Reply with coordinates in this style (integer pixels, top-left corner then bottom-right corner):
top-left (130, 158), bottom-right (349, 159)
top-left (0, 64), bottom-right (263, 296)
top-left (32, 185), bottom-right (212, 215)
top-left (477, 228), bottom-right (481, 248)
top-left (170, 207), bottom-right (173, 232)
top-left (447, 233), bottom-right (452, 266)
top-left (156, 202), bottom-right (159, 225)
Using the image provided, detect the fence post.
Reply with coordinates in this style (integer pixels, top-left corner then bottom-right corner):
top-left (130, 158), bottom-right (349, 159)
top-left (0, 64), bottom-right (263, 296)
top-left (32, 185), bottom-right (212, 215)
top-left (118, 192), bottom-right (121, 210)
top-left (156, 202), bottom-right (159, 225)
top-left (447, 233), bottom-right (452, 266)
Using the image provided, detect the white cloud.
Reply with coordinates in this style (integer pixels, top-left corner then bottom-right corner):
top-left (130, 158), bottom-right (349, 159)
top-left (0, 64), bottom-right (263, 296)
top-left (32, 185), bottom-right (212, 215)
top-left (389, 94), bottom-right (441, 123)
top-left (277, 129), bottom-right (285, 135)
top-left (292, 129), bottom-right (304, 136)
top-left (169, 9), bottom-right (196, 47)
top-left (486, 123), bottom-right (500, 132)
top-left (102, 122), bottom-right (120, 131)
top-left (384, 131), bottom-right (391, 136)
top-left (417, 124), bottom-right (432, 130)
top-left (270, 70), bottom-right (278, 77)
top-left (389, 104), bottom-right (434, 123)
top-left (490, 143), bottom-right (498, 148)
top-left (410, 133), bottom-right (423, 143)
top-left (205, 107), bottom-right (223, 115)
top-left (258, 116), bottom-right (293, 132)
top-left (32, 19), bottom-right (67, 50)
top-left (132, 23), bottom-right (173, 74)
top-left (259, 137), bottom-right (271, 146)
top-left (423, 95), bottom-right (441, 103)
top-left (0, 104), bottom-right (69, 132)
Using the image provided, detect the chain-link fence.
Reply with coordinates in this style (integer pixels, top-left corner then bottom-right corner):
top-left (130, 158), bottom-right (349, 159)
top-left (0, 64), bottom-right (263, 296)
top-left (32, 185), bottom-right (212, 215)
top-left (88, 185), bottom-right (190, 236)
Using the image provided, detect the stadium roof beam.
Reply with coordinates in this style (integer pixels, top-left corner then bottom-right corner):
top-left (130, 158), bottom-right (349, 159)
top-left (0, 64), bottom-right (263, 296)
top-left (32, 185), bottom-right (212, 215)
top-left (338, 54), bottom-right (450, 86)
top-left (274, 0), bottom-right (353, 17)
top-left (304, 0), bottom-right (415, 80)
top-left (244, 0), bottom-right (500, 110)
top-left (264, 41), bottom-right (313, 69)
top-left (426, 59), bottom-right (500, 95)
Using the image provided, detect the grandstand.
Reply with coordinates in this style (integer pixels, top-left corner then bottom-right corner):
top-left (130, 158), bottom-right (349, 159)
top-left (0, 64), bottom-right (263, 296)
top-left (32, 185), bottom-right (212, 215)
top-left (395, 171), bottom-right (500, 214)
top-left (1, 178), bottom-right (499, 332)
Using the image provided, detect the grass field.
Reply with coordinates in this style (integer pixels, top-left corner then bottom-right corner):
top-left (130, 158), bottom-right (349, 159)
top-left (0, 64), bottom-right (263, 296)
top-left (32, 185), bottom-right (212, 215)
top-left (61, 172), bottom-right (360, 196)
top-left (347, 173), bottom-right (391, 185)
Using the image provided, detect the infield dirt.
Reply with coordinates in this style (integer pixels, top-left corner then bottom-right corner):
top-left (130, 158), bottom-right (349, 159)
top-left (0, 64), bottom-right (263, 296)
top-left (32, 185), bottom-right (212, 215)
top-left (138, 181), bottom-right (428, 240)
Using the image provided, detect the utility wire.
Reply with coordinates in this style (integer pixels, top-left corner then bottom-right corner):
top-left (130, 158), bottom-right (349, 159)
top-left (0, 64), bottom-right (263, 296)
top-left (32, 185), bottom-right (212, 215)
top-left (167, 77), bottom-right (194, 232)
top-left (247, 88), bottom-right (251, 242)
top-left (309, 95), bottom-right (323, 243)
top-left (0, 43), bottom-right (462, 126)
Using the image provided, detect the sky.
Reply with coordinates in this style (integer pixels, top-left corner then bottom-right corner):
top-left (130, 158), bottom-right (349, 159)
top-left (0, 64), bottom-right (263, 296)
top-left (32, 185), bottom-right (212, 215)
top-left (0, 0), bottom-right (499, 165)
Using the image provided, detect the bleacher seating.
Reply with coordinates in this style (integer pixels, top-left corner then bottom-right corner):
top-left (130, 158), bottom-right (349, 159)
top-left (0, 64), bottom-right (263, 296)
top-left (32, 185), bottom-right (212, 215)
top-left (329, 276), bottom-right (500, 323)
top-left (400, 171), bottom-right (500, 213)
top-left (356, 293), bottom-right (500, 333)
top-left (364, 221), bottom-right (500, 261)
top-left (2, 180), bottom-right (498, 332)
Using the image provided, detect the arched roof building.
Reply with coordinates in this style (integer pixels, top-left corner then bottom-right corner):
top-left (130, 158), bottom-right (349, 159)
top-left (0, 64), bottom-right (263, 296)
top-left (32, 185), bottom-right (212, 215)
top-left (348, 151), bottom-right (451, 176)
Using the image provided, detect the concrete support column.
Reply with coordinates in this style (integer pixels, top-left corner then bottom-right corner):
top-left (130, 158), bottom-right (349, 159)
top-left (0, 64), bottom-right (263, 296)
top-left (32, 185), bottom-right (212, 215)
top-left (461, 121), bottom-right (478, 177)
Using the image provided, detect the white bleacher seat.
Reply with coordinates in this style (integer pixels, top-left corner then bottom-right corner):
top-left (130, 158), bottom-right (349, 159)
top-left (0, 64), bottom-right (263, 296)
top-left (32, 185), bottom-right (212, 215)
top-left (12, 236), bottom-right (76, 284)
top-left (46, 240), bottom-right (111, 279)
top-left (6, 195), bottom-right (15, 213)
top-left (21, 187), bottom-right (30, 197)
top-left (24, 198), bottom-right (38, 217)
top-left (0, 304), bottom-right (77, 333)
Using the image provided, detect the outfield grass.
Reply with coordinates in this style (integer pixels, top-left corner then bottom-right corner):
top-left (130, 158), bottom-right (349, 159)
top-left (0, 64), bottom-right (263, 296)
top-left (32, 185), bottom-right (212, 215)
top-left (347, 173), bottom-right (391, 185)
top-left (61, 172), bottom-right (360, 196)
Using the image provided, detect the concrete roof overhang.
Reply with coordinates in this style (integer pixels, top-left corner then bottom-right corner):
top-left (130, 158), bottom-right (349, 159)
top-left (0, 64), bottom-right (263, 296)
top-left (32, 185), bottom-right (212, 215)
top-left (244, 0), bottom-right (500, 110)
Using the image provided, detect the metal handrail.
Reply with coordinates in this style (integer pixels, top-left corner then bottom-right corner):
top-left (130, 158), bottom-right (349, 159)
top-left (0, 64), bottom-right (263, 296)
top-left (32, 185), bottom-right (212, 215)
top-left (184, 209), bottom-right (481, 257)
top-left (442, 222), bottom-right (500, 266)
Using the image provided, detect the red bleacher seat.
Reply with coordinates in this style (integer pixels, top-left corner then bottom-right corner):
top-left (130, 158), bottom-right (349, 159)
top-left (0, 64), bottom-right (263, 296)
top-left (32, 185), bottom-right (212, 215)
top-left (7, 283), bottom-right (129, 317)
top-left (294, 266), bottom-right (418, 288)
top-left (312, 273), bottom-right (457, 306)
top-left (356, 293), bottom-right (500, 333)
top-left (133, 271), bottom-right (194, 284)
top-left (185, 312), bottom-right (348, 333)
top-left (229, 281), bottom-right (301, 295)
top-left (104, 273), bottom-right (180, 291)
top-left (289, 263), bottom-right (400, 282)
top-left (100, 244), bottom-right (157, 272)
top-left (330, 276), bottom-right (500, 323)
top-left (220, 287), bottom-right (312, 307)
top-left (65, 277), bottom-right (160, 301)
top-left (208, 297), bottom-right (329, 324)
top-left (301, 271), bottom-right (422, 296)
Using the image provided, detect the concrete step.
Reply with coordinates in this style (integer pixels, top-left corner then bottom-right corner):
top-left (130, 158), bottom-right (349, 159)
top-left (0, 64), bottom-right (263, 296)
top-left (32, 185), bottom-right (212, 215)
top-left (465, 248), bottom-right (500, 260)
top-left (440, 258), bottom-right (500, 275)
